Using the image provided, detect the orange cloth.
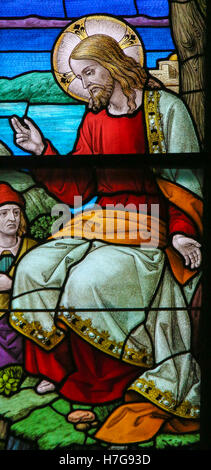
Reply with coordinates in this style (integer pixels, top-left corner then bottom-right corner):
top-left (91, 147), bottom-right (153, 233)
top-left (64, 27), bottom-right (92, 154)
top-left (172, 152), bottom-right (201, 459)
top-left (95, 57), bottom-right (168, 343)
top-left (51, 205), bottom-right (200, 285)
top-left (156, 178), bottom-right (203, 236)
top-left (95, 402), bottom-right (170, 444)
top-left (163, 416), bottom-right (200, 434)
top-left (52, 178), bottom-right (202, 442)
top-left (157, 177), bottom-right (203, 284)
top-left (94, 181), bottom-right (202, 444)
top-left (50, 209), bottom-right (167, 248)
top-left (95, 402), bottom-right (199, 444)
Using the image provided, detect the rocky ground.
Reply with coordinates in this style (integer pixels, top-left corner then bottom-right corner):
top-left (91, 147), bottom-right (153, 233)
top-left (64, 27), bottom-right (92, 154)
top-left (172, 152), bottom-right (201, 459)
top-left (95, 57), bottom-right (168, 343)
top-left (0, 375), bottom-right (200, 451)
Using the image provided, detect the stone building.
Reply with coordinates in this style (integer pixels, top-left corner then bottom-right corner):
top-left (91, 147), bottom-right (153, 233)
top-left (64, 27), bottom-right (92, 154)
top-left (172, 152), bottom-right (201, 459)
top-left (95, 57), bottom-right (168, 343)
top-left (150, 54), bottom-right (179, 93)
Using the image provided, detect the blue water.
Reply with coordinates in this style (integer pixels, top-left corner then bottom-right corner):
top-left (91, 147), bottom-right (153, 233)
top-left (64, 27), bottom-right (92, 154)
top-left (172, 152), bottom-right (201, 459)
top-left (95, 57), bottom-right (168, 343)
top-left (0, 102), bottom-right (85, 156)
top-left (0, 99), bottom-right (97, 211)
top-left (0, 102), bottom-right (27, 118)
top-left (0, 103), bottom-right (28, 155)
top-left (28, 104), bottom-right (85, 154)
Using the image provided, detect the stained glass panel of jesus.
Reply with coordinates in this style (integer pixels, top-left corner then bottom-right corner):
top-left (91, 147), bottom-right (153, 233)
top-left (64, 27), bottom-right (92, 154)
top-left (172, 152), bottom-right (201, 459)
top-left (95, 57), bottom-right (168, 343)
top-left (0, 0), bottom-right (206, 456)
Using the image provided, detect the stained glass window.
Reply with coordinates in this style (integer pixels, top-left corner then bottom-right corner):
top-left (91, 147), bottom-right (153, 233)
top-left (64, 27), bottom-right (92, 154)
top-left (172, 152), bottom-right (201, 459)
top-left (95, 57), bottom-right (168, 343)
top-left (0, 0), bottom-right (208, 462)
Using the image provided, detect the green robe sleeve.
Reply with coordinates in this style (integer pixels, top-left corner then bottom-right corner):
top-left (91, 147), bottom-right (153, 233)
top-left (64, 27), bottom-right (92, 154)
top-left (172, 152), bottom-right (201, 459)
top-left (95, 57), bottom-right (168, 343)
top-left (159, 90), bottom-right (200, 153)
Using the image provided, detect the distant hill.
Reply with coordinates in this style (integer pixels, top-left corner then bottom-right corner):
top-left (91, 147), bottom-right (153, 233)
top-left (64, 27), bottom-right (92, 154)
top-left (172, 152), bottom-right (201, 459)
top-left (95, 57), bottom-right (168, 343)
top-left (0, 72), bottom-right (77, 104)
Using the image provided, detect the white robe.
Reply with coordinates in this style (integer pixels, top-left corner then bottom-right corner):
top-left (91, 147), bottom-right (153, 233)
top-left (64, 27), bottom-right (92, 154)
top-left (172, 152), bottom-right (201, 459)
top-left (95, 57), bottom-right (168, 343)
top-left (10, 90), bottom-right (201, 420)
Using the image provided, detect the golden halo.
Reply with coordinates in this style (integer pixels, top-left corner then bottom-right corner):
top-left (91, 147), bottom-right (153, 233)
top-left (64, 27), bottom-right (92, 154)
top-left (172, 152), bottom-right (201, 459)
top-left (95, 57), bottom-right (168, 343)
top-left (53, 15), bottom-right (145, 102)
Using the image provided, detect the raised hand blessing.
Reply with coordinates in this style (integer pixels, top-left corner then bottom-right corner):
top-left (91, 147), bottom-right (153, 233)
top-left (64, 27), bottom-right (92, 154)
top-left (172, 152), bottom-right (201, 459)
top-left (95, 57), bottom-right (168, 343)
top-left (10, 115), bottom-right (45, 155)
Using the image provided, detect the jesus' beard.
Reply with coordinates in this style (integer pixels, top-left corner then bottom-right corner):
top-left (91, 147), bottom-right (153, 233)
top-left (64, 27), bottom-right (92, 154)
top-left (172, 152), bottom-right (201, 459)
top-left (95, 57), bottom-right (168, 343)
top-left (88, 80), bottom-right (114, 112)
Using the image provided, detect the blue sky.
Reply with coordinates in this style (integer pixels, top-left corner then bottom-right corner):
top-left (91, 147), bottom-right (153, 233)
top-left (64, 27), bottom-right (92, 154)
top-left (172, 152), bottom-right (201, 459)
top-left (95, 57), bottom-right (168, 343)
top-left (0, 1), bottom-right (169, 18)
top-left (0, 1), bottom-right (173, 77)
top-left (0, 26), bottom-right (175, 77)
top-left (0, 28), bottom-right (174, 51)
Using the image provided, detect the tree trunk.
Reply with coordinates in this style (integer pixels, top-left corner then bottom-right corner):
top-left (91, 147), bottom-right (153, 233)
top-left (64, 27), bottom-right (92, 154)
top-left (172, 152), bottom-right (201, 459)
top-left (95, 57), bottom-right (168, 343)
top-left (169, 0), bottom-right (206, 146)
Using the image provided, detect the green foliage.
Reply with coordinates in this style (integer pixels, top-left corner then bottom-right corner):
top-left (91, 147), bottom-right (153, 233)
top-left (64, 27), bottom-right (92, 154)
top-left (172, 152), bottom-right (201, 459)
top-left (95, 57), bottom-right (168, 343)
top-left (29, 214), bottom-right (58, 241)
top-left (156, 432), bottom-right (200, 449)
top-left (0, 366), bottom-right (23, 396)
top-left (0, 141), bottom-right (12, 156)
top-left (93, 400), bottom-right (122, 423)
top-left (0, 386), bottom-right (57, 423)
top-left (51, 398), bottom-right (72, 415)
top-left (2, 375), bottom-right (199, 450)
top-left (11, 406), bottom-right (85, 450)
top-left (0, 72), bottom-right (78, 104)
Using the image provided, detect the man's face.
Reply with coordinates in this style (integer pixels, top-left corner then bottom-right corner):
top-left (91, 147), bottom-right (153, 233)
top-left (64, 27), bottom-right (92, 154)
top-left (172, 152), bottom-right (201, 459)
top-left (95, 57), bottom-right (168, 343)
top-left (0, 204), bottom-right (21, 237)
top-left (70, 58), bottom-right (114, 111)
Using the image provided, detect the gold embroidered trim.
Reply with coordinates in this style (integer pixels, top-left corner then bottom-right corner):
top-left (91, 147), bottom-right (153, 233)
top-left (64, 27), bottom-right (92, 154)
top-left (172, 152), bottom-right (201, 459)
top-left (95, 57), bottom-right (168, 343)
top-left (128, 378), bottom-right (200, 419)
top-left (58, 309), bottom-right (153, 368)
top-left (9, 311), bottom-right (65, 350)
top-left (144, 90), bottom-right (166, 154)
top-left (9, 308), bottom-right (153, 366)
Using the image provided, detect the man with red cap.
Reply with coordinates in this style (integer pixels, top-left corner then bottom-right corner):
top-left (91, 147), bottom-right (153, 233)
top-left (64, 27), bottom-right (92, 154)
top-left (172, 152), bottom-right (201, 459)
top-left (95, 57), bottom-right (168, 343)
top-left (0, 183), bottom-right (36, 394)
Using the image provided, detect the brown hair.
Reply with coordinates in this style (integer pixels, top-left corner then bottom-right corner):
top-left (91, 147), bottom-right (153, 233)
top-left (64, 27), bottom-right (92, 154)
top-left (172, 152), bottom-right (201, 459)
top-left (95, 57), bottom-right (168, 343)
top-left (17, 210), bottom-right (27, 237)
top-left (70, 34), bottom-right (147, 112)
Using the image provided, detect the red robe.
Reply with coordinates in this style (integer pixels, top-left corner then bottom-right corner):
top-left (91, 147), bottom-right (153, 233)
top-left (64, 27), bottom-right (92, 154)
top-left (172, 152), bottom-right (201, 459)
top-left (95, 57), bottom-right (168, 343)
top-left (26, 108), bottom-right (197, 403)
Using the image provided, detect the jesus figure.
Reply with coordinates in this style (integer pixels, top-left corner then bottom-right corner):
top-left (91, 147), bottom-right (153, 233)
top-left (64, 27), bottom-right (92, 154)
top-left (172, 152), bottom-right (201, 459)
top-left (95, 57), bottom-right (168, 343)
top-left (9, 18), bottom-right (202, 444)
top-left (11, 31), bottom-right (199, 155)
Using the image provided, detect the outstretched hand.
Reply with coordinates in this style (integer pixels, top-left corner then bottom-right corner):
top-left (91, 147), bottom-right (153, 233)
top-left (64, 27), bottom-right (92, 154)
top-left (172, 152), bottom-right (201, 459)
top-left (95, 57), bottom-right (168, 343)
top-left (10, 115), bottom-right (45, 155)
top-left (172, 234), bottom-right (201, 269)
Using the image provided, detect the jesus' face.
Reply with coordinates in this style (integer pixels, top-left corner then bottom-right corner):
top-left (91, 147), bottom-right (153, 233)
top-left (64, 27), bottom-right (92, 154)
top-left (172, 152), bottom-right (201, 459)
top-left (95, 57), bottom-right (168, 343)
top-left (70, 58), bottom-right (114, 111)
top-left (0, 204), bottom-right (20, 237)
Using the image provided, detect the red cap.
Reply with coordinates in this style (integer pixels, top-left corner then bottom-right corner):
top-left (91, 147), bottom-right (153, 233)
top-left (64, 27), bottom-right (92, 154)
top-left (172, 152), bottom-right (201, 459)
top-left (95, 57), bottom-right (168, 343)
top-left (0, 183), bottom-right (25, 208)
